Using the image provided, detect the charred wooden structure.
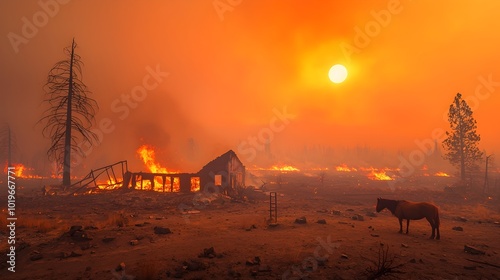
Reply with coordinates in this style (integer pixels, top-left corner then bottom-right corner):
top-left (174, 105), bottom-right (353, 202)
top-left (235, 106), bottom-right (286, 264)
top-left (197, 150), bottom-right (245, 195)
top-left (122, 150), bottom-right (245, 194)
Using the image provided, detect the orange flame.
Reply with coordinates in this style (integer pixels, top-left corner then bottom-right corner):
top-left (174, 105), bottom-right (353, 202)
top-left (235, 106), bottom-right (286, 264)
top-left (137, 144), bottom-right (169, 174)
top-left (270, 165), bottom-right (300, 172)
top-left (367, 169), bottom-right (394, 181)
top-left (136, 144), bottom-right (179, 192)
top-left (434, 172), bottom-right (450, 177)
top-left (4, 163), bottom-right (42, 179)
top-left (335, 164), bottom-right (357, 172)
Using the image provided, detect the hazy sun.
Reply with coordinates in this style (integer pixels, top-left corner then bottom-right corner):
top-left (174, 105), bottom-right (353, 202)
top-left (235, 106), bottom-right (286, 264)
top-left (328, 64), bottom-right (348, 84)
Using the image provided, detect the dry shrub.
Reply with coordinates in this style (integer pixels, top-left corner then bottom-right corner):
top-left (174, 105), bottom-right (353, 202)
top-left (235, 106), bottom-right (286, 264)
top-left (18, 217), bottom-right (59, 233)
top-left (471, 204), bottom-right (500, 221)
top-left (364, 244), bottom-right (404, 280)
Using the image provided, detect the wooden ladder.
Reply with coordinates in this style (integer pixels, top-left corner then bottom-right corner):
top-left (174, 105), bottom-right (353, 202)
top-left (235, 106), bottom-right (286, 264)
top-left (269, 192), bottom-right (278, 225)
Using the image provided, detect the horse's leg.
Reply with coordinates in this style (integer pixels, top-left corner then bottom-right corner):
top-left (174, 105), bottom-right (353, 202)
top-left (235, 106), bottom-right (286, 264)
top-left (436, 224), bottom-right (440, 240)
top-left (406, 219), bottom-right (410, 234)
top-left (435, 214), bottom-right (440, 240)
top-left (426, 217), bottom-right (435, 239)
top-left (398, 218), bottom-right (403, 234)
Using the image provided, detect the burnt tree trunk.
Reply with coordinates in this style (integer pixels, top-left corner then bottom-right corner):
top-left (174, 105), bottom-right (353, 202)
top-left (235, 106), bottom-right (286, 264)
top-left (62, 39), bottom-right (76, 187)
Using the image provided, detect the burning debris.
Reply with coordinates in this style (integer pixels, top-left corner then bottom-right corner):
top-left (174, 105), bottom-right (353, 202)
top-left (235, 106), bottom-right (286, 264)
top-left (3, 163), bottom-right (43, 179)
top-left (50, 147), bottom-right (246, 197)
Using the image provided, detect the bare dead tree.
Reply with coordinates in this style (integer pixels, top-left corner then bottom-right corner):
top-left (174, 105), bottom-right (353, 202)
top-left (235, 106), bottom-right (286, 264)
top-left (38, 38), bottom-right (98, 186)
top-left (0, 123), bottom-right (18, 166)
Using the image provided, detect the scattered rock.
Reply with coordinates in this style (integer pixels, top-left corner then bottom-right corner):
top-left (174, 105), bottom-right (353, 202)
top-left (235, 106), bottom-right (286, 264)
top-left (68, 225), bottom-right (83, 236)
top-left (136, 235), bottom-right (145, 241)
top-left (317, 209), bottom-right (328, 213)
top-left (250, 264), bottom-right (272, 276)
top-left (294, 216), bottom-right (307, 224)
top-left (154, 226), bottom-right (172, 235)
top-left (366, 212), bottom-right (377, 217)
top-left (452, 226), bottom-right (464, 231)
top-left (341, 254), bottom-right (349, 259)
top-left (352, 214), bottom-right (364, 221)
top-left (332, 210), bottom-right (342, 215)
top-left (464, 245), bottom-right (486, 255)
top-left (317, 219), bottom-right (327, 224)
top-left (69, 251), bottom-right (82, 258)
top-left (115, 262), bottom-right (126, 272)
top-left (129, 239), bottom-right (139, 246)
top-left (135, 223), bottom-right (146, 227)
top-left (409, 258), bottom-right (416, 263)
top-left (371, 234), bottom-right (379, 237)
top-left (401, 243), bottom-right (409, 248)
top-left (71, 231), bottom-right (92, 242)
top-left (183, 259), bottom-right (206, 271)
top-left (457, 217), bottom-right (468, 222)
top-left (199, 247), bottom-right (216, 258)
top-left (346, 209), bottom-right (354, 212)
top-left (102, 237), bottom-right (116, 243)
top-left (30, 253), bottom-right (43, 261)
top-left (464, 265), bottom-right (476, 270)
top-left (338, 221), bottom-right (349, 225)
top-left (246, 256), bottom-right (261, 266)
top-left (245, 225), bottom-right (257, 231)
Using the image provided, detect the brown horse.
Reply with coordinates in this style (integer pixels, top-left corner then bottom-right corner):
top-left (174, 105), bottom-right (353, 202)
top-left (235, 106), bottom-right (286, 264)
top-left (376, 198), bottom-right (440, 240)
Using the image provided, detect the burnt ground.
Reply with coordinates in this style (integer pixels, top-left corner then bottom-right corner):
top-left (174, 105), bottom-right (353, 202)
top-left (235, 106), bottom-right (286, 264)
top-left (1, 172), bottom-right (499, 280)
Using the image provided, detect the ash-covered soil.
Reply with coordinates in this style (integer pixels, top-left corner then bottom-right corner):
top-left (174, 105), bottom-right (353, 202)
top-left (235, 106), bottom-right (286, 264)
top-left (1, 174), bottom-right (499, 280)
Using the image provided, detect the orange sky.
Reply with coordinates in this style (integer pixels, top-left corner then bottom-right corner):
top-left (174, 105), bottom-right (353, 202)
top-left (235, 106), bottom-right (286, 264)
top-left (1, 0), bottom-right (499, 174)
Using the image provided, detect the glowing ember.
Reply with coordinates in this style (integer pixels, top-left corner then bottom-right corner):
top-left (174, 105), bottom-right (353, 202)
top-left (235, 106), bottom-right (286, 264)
top-left (434, 172), bottom-right (450, 177)
top-left (335, 164), bottom-right (357, 172)
top-left (270, 165), bottom-right (300, 172)
top-left (191, 177), bottom-right (201, 192)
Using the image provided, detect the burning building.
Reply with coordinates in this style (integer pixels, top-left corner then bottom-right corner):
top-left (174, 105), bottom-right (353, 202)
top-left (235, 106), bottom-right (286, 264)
top-left (122, 149), bottom-right (245, 195)
top-left (197, 150), bottom-right (245, 195)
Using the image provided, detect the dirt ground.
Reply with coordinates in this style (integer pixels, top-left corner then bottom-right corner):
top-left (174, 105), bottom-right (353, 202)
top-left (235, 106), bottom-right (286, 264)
top-left (1, 174), bottom-right (499, 280)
